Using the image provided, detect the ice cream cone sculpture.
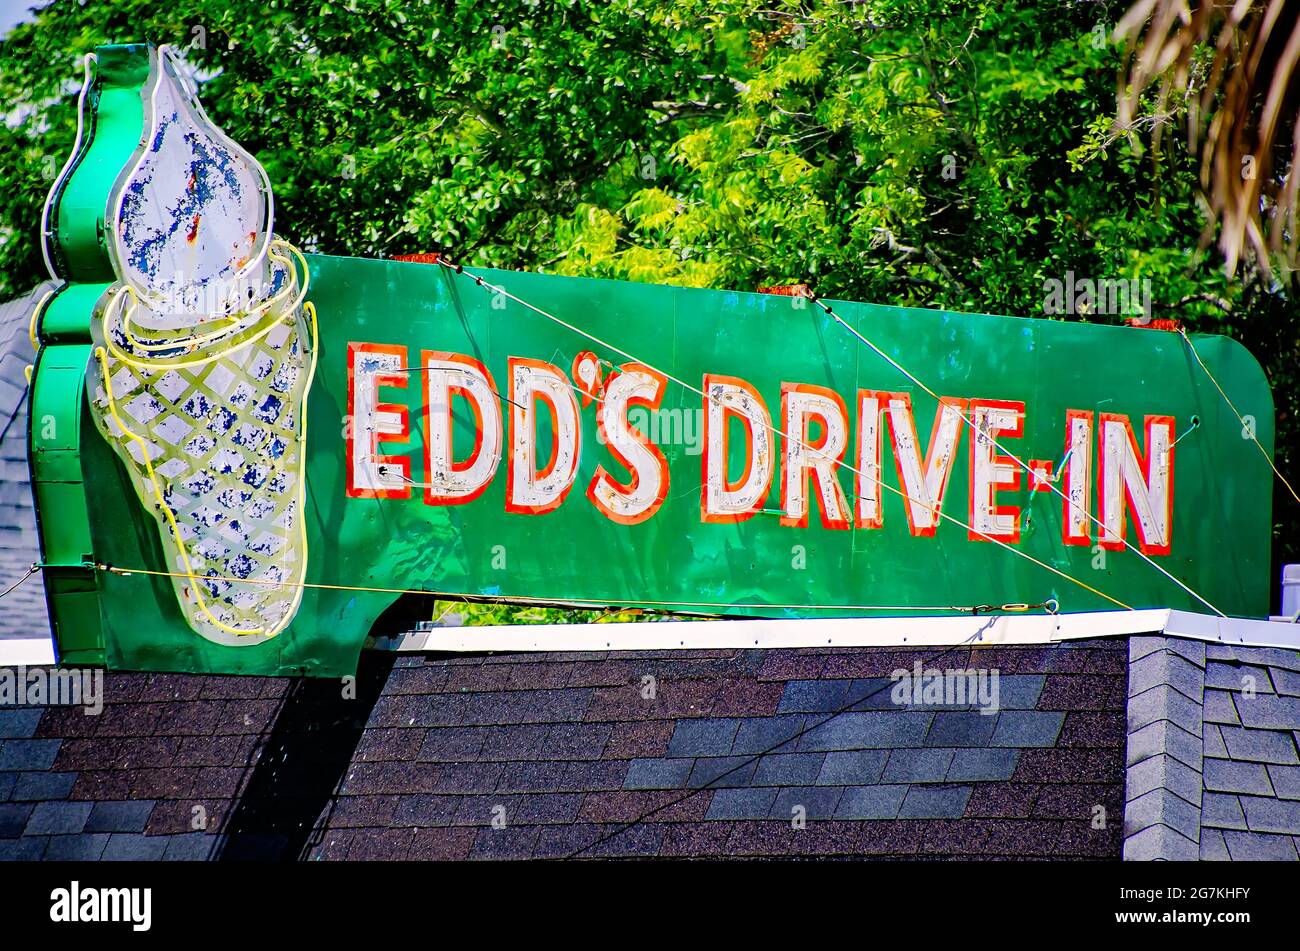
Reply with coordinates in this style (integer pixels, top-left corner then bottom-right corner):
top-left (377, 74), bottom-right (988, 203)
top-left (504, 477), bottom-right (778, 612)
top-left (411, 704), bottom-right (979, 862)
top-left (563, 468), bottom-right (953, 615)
top-left (74, 46), bottom-right (316, 645)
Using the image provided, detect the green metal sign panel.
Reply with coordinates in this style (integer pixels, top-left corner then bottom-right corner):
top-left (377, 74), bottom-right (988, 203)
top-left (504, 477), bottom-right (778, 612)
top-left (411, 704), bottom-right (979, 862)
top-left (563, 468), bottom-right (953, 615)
top-left (29, 44), bottom-right (1276, 677)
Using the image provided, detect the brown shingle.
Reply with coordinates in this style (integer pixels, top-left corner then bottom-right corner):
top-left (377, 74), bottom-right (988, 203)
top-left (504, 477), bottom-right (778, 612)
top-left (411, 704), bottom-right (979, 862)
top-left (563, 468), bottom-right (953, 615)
top-left (406, 826), bottom-right (474, 860)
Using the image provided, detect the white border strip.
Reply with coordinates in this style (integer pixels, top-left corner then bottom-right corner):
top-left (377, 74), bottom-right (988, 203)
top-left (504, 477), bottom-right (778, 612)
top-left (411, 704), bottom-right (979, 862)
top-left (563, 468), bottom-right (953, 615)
top-left (368, 609), bottom-right (1174, 653)
top-left (6, 613), bottom-right (1293, 667)
top-left (369, 609), bottom-right (1300, 654)
top-left (1166, 610), bottom-right (1300, 650)
top-left (0, 637), bottom-right (58, 667)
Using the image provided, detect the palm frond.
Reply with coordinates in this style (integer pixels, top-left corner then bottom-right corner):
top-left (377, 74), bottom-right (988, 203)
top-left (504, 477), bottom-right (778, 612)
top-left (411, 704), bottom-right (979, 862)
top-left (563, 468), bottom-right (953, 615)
top-left (1117, 0), bottom-right (1300, 276)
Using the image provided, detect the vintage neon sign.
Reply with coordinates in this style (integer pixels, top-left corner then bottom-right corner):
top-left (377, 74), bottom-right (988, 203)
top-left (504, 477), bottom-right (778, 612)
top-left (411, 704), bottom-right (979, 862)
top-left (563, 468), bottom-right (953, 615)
top-left (344, 342), bottom-right (1177, 555)
top-left (30, 44), bottom-right (1275, 677)
top-left (44, 45), bottom-right (316, 646)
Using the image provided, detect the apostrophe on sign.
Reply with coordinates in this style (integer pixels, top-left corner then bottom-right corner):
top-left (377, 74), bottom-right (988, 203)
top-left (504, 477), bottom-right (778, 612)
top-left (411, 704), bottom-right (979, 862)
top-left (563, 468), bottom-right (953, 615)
top-left (571, 350), bottom-right (604, 407)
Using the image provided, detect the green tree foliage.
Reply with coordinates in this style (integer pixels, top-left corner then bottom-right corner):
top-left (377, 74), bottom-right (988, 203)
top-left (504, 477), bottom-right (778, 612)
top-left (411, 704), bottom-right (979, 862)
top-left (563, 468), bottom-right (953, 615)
top-left (1, 0), bottom-right (1295, 609)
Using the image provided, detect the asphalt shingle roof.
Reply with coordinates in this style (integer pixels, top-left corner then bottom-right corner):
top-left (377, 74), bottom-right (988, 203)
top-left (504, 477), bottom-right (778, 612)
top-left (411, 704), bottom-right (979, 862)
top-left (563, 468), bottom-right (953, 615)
top-left (0, 285), bottom-right (52, 640)
top-left (0, 642), bottom-right (1128, 860)
top-left (1198, 644), bottom-right (1300, 860)
top-left (1124, 636), bottom-right (1300, 860)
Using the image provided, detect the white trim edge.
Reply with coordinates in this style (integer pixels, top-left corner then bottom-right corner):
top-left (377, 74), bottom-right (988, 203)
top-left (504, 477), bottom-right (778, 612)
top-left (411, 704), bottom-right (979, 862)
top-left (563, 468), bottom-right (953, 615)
top-left (366, 609), bottom-right (1168, 653)
top-left (6, 612), bottom-right (1294, 666)
top-left (368, 609), bottom-right (1300, 654)
top-left (1165, 610), bottom-right (1300, 650)
top-left (0, 638), bottom-right (58, 667)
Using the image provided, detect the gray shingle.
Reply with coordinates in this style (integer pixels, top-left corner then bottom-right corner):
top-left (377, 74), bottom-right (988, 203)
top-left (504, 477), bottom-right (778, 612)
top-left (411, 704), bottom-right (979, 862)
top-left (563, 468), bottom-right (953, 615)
top-left (1222, 829), bottom-right (1298, 860)
top-left (667, 718), bottom-right (740, 757)
top-left (1267, 764), bottom-right (1300, 801)
top-left (814, 750), bottom-right (888, 786)
top-left (686, 756), bottom-right (758, 789)
top-left (162, 833), bottom-right (219, 861)
top-left (1226, 647), bottom-right (1300, 674)
top-left (22, 801), bottom-right (91, 836)
top-left (1130, 650), bottom-right (1203, 702)
top-left (0, 836), bottom-right (47, 860)
top-left (0, 710), bottom-right (41, 739)
top-left (881, 748), bottom-right (954, 783)
top-left (834, 784), bottom-right (908, 819)
top-left (0, 739), bottom-right (60, 771)
top-left (1124, 788), bottom-right (1200, 843)
top-left (1206, 662), bottom-right (1274, 694)
top-left (1161, 637), bottom-right (1206, 669)
top-left (624, 758), bottom-right (693, 790)
top-left (1235, 695), bottom-right (1300, 731)
top-left (993, 675), bottom-right (1045, 710)
top-left (751, 752), bottom-right (825, 786)
top-left (1202, 689), bottom-right (1240, 725)
top-left (0, 576), bottom-right (1138, 864)
top-left (990, 711), bottom-right (1064, 747)
top-left (1123, 822), bottom-right (1198, 861)
top-left (43, 834), bottom-right (109, 861)
top-left (796, 711), bottom-right (933, 751)
top-left (1204, 757), bottom-right (1273, 796)
top-left (705, 788), bottom-right (777, 820)
top-left (85, 800), bottom-right (156, 834)
top-left (843, 678), bottom-right (895, 709)
top-left (897, 785), bottom-right (970, 819)
top-left (1238, 795), bottom-right (1300, 835)
top-left (0, 287), bottom-right (49, 641)
top-left (885, 668), bottom-right (1000, 712)
top-left (778, 680), bottom-right (850, 713)
top-left (1128, 684), bottom-right (1203, 733)
top-left (1128, 719), bottom-right (1201, 770)
top-left (771, 786), bottom-right (842, 820)
top-left (1201, 792), bottom-right (1247, 831)
top-left (1272, 667), bottom-right (1300, 698)
top-left (1129, 636), bottom-right (1168, 663)
top-left (1126, 754), bottom-right (1201, 806)
top-left (1203, 655), bottom-right (1259, 682)
top-left (730, 715), bottom-right (804, 754)
top-left (946, 748), bottom-right (1020, 781)
top-left (10, 771), bottom-right (76, 801)
top-left (1202, 722), bottom-right (1228, 759)
top-left (0, 803), bottom-right (33, 837)
top-left (1220, 726), bottom-right (1298, 765)
top-left (101, 833), bottom-right (169, 860)
top-left (1199, 827), bottom-right (1231, 860)
top-left (925, 711), bottom-right (998, 747)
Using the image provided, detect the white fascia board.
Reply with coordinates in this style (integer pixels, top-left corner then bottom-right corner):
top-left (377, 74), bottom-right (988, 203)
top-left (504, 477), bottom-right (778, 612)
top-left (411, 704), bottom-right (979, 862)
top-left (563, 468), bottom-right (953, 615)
top-left (369, 609), bottom-right (1173, 654)
top-left (370, 609), bottom-right (1300, 654)
top-left (7, 613), bottom-right (1293, 666)
top-left (1165, 610), bottom-right (1300, 650)
top-left (0, 637), bottom-right (58, 667)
